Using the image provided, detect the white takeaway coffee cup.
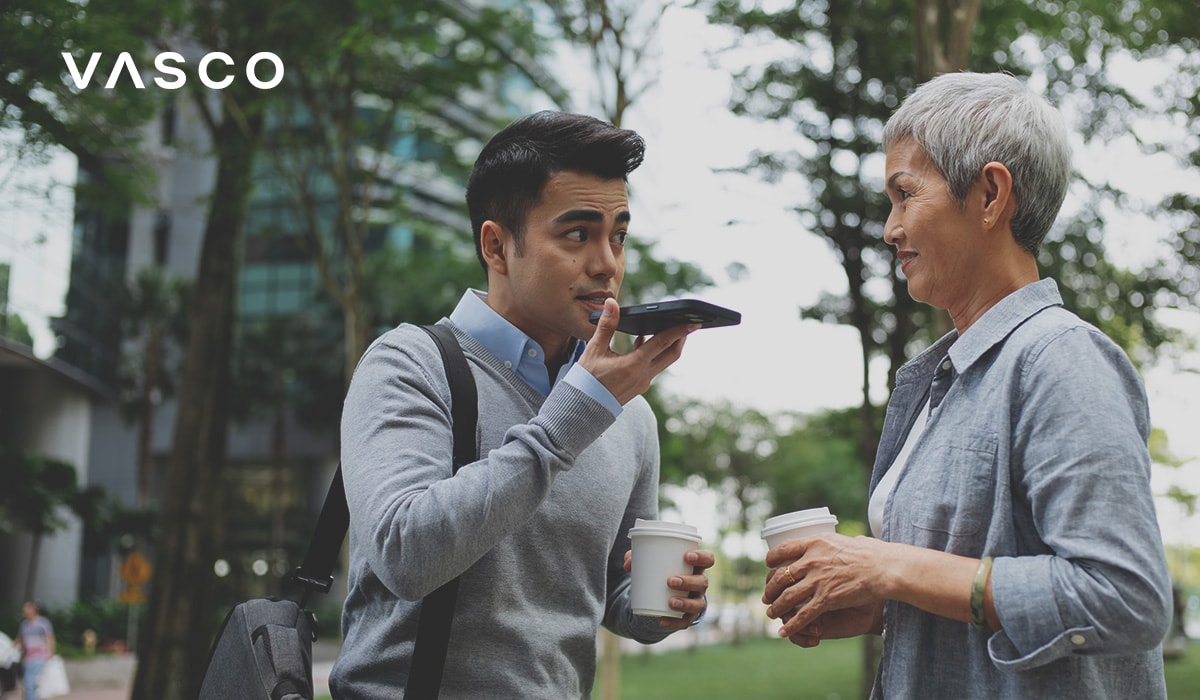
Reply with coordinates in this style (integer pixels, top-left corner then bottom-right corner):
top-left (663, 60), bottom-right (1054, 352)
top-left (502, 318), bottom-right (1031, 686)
top-left (628, 518), bottom-right (702, 618)
top-left (761, 507), bottom-right (838, 550)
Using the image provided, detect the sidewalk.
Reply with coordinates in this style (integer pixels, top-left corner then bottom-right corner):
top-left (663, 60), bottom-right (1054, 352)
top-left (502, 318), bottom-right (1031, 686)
top-left (44, 639), bottom-right (340, 700)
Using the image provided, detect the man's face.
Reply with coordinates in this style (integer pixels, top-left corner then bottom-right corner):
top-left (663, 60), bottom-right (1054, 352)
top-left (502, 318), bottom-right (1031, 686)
top-left (483, 170), bottom-right (629, 358)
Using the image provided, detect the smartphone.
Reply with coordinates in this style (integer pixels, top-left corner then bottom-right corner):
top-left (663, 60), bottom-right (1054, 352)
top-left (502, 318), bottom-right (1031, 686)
top-left (588, 299), bottom-right (741, 336)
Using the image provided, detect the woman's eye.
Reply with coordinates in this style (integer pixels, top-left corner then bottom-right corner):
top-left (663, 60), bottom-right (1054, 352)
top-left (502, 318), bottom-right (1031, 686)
top-left (898, 189), bottom-right (912, 201)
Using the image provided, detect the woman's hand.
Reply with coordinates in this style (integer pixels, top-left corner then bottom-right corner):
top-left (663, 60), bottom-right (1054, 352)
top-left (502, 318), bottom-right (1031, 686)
top-left (763, 534), bottom-right (890, 640)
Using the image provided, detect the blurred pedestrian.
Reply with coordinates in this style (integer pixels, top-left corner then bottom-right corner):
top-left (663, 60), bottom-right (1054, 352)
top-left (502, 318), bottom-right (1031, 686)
top-left (15, 601), bottom-right (55, 700)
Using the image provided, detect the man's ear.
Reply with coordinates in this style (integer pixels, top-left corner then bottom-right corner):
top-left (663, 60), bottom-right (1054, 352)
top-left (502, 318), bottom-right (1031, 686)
top-left (480, 220), bottom-right (509, 275)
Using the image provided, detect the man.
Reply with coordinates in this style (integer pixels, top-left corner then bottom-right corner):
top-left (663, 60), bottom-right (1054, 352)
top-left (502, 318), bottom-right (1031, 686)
top-left (330, 111), bottom-right (715, 698)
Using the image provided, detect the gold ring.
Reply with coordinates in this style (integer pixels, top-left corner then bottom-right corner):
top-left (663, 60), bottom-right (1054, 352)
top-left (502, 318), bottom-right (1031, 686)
top-left (784, 565), bottom-right (795, 584)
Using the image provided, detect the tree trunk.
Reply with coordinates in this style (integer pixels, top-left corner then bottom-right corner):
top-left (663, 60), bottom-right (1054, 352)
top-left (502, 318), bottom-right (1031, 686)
top-left (343, 291), bottom-right (364, 390)
top-left (23, 533), bottom-right (43, 604)
top-left (131, 105), bottom-right (264, 700)
top-left (597, 628), bottom-right (621, 700)
top-left (137, 326), bottom-right (161, 507)
top-left (271, 366), bottom-right (287, 552)
top-left (913, 0), bottom-right (982, 80)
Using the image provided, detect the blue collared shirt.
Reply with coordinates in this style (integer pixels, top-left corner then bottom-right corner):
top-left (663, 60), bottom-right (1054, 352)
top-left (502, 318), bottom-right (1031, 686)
top-left (869, 278), bottom-right (1171, 699)
top-left (449, 290), bottom-right (623, 417)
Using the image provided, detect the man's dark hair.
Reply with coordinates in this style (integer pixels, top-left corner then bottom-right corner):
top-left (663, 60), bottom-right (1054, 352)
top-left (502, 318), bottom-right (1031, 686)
top-left (466, 111), bottom-right (645, 272)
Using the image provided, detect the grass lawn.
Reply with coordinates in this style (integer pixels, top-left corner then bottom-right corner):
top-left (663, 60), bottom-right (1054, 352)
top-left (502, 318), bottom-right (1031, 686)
top-left (316, 637), bottom-right (1200, 699)
top-left (610, 636), bottom-right (862, 700)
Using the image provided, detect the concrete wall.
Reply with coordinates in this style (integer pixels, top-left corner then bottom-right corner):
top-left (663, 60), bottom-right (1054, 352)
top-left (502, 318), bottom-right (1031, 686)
top-left (0, 363), bottom-right (94, 612)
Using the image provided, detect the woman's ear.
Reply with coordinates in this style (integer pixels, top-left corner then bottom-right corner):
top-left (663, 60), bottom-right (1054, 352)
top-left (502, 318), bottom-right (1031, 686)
top-left (980, 161), bottom-right (1014, 228)
top-left (480, 220), bottom-right (509, 275)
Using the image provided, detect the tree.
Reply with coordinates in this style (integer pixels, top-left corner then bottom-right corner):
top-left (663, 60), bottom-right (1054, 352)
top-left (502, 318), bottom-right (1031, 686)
top-left (130, 2), bottom-right (301, 697)
top-left (263, 0), bottom-right (554, 389)
top-left (0, 311), bottom-right (34, 346)
top-left (116, 267), bottom-right (190, 508)
top-left (0, 1), bottom-right (161, 196)
top-left (545, 0), bottom-right (676, 126)
top-left (656, 399), bottom-right (778, 640)
top-left (0, 447), bottom-right (79, 602)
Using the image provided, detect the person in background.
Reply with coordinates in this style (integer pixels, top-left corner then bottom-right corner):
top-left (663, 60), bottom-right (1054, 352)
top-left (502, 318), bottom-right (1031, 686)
top-left (330, 110), bottom-right (716, 698)
top-left (15, 601), bottom-right (54, 700)
top-left (761, 71), bottom-right (1172, 698)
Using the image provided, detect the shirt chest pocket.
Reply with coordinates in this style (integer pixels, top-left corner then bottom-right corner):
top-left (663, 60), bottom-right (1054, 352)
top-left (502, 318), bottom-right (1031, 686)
top-left (900, 429), bottom-right (998, 548)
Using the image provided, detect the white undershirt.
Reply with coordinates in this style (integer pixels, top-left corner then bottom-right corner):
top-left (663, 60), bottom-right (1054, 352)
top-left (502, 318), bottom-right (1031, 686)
top-left (869, 398), bottom-right (933, 538)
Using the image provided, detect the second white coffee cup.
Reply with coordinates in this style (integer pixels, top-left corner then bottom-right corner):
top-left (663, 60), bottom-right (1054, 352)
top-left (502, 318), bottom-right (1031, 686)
top-left (628, 518), bottom-right (702, 618)
top-left (761, 506), bottom-right (838, 550)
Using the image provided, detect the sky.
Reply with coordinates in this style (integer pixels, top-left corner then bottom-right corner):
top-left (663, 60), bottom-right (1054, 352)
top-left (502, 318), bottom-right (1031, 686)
top-left (2, 4), bottom-right (1198, 547)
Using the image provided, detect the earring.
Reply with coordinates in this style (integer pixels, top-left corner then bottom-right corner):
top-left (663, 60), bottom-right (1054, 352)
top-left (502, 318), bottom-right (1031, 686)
top-left (983, 218), bottom-right (990, 225)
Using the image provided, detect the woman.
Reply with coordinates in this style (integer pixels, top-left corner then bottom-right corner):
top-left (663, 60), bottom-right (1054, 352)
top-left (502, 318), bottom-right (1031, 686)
top-left (15, 602), bottom-right (54, 700)
top-left (762, 72), bottom-right (1172, 698)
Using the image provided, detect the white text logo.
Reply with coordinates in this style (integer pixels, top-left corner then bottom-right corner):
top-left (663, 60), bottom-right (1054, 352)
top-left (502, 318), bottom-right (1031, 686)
top-left (62, 52), bottom-right (285, 90)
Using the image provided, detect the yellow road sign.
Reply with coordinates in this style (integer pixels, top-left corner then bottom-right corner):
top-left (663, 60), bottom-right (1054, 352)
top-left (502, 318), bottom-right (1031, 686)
top-left (120, 551), bottom-right (152, 586)
top-left (118, 587), bottom-right (145, 605)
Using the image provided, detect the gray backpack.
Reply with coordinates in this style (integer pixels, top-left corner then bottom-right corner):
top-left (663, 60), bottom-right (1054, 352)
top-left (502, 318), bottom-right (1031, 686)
top-left (198, 324), bottom-right (477, 700)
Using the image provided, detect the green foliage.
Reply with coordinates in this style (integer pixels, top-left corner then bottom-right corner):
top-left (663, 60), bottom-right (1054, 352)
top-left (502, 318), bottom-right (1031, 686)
top-left (765, 407), bottom-right (875, 525)
top-left (361, 234), bottom-right (484, 331)
top-left (623, 237), bottom-right (715, 305)
top-left (702, 0), bottom-right (1200, 377)
top-left (0, 310), bottom-right (34, 346)
top-left (0, 446), bottom-right (78, 537)
top-left (116, 267), bottom-right (192, 423)
top-left (46, 598), bottom-right (131, 649)
top-left (71, 486), bottom-right (158, 557)
top-left (0, 0), bottom-right (164, 201)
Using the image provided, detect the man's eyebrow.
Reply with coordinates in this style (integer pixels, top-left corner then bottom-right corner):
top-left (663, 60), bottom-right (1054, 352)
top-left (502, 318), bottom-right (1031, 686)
top-left (553, 209), bottom-right (632, 224)
top-left (886, 172), bottom-right (911, 189)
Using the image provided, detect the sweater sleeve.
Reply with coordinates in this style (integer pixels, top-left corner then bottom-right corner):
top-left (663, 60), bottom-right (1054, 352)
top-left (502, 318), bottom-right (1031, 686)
top-left (340, 325), bottom-right (616, 600)
top-left (987, 325), bottom-right (1172, 669)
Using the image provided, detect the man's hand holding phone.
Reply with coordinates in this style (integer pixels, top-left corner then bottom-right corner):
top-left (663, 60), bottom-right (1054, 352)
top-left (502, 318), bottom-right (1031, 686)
top-left (579, 299), bottom-right (695, 405)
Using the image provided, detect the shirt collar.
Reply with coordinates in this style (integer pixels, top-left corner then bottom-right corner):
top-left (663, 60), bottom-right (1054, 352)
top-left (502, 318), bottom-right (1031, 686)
top-left (448, 289), bottom-right (583, 394)
top-left (897, 278), bottom-right (1063, 385)
top-left (947, 277), bottom-right (1063, 373)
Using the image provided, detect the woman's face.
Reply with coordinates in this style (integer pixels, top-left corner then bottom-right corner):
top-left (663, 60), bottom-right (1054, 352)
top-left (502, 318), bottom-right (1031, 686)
top-left (883, 139), bottom-right (981, 310)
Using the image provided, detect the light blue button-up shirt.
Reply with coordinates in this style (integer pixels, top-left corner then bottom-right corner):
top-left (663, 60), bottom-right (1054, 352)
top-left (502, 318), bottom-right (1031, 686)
top-left (869, 278), bottom-right (1171, 699)
top-left (449, 290), bottom-right (623, 417)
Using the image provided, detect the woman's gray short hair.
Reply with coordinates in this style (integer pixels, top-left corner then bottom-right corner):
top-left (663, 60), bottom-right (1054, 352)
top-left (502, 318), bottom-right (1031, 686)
top-left (882, 72), bottom-right (1072, 254)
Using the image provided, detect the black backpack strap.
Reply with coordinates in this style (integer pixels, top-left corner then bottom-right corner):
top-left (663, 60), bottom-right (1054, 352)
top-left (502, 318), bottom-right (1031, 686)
top-left (291, 466), bottom-right (349, 600)
top-left (407, 323), bottom-right (478, 699)
top-left (292, 324), bottom-right (477, 614)
top-left (420, 323), bottom-right (479, 473)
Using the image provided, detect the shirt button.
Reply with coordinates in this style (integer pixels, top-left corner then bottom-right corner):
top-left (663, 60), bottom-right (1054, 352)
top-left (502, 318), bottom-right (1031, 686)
top-left (942, 360), bottom-right (952, 371)
top-left (1070, 634), bottom-right (1085, 646)
top-left (503, 361), bottom-right (513, 369)
top-left (528, 349), bottom-right (537, 358)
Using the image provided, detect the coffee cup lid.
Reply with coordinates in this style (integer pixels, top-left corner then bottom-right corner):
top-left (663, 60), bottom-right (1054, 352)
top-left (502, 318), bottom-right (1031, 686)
top-left (761, 507), bottom-right (837, 538)
top-left (628, 518), bottom-right (701, 540)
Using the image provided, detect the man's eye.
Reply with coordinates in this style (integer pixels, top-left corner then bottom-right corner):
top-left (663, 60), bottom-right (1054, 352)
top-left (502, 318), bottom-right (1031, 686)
top-left (565, 228), bottom-right (587, 242)
top-left (898, 189), bottom-right (912, 201)
top-left (614, 231), bottom-right (628, 245)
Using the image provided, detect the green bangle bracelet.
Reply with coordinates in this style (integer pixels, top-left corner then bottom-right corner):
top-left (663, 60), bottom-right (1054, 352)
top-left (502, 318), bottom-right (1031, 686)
top-left (970, 556), bottom-right (993, 630)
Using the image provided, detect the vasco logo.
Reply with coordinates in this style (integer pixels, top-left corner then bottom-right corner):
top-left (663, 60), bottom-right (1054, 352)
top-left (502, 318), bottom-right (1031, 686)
top-left (62, 52), bottom-right (285, 90)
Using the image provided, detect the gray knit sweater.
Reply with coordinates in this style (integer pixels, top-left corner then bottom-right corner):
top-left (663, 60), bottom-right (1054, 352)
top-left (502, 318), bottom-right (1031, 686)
top-left (329, 321), bottom-right (674, 699)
